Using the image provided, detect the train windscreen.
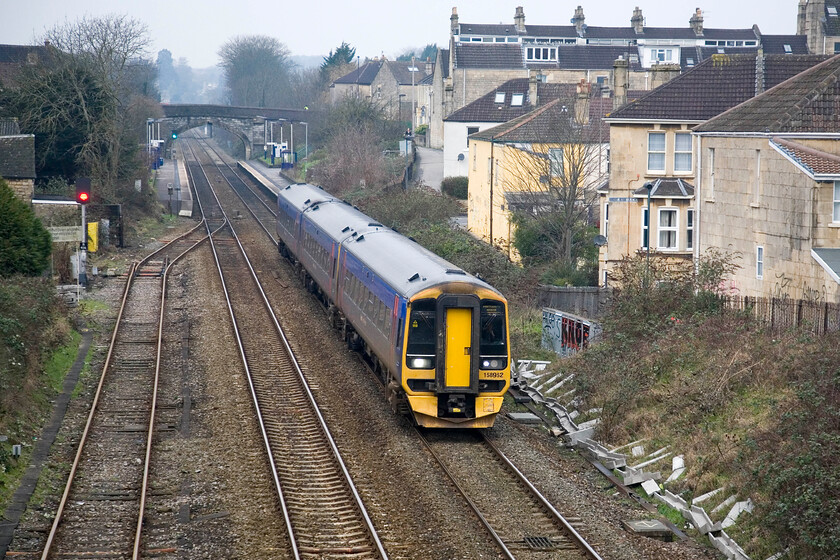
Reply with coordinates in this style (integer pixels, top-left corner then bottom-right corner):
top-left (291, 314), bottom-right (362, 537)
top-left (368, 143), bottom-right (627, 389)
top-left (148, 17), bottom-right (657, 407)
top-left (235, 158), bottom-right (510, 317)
top-left (479, 301), bottom-right (507, 370)
top-left (406, 299), bottom-right (436, 369)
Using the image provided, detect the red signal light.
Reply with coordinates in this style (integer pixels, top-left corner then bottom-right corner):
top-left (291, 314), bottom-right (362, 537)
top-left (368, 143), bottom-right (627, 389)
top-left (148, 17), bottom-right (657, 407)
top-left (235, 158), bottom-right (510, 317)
top-left (75, 178), bottom-right (91, 205)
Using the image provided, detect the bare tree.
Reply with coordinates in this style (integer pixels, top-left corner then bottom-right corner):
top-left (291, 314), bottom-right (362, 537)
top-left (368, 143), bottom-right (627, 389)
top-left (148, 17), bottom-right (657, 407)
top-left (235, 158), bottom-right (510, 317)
top-left (218, 35), bottom-right (293, 107)
top-left (1, 15), bottom-right (154, 203)
top-left (496, 95), bottom-right (607, 265)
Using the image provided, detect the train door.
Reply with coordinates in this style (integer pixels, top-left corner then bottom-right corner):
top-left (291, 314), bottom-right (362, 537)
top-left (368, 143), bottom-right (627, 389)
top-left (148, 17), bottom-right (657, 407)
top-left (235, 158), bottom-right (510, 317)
top-left (436, 295), bottom-right (480, 398)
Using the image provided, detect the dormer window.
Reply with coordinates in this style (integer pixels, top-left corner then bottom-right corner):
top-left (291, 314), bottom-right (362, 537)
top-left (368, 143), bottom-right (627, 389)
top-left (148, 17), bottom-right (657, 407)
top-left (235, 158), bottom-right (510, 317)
top-left (495, 92), bottom-right (506, 103)
top-left (526, 47), bottom-right (557, 61)
top-left (686, 58), bottom-right (695, 67)
top-left (511, 93), bottom-right (524, 106)
top-left (784, 44), bottom-right (792, 54)
top-left (829, 5), bottom-right (838, 16)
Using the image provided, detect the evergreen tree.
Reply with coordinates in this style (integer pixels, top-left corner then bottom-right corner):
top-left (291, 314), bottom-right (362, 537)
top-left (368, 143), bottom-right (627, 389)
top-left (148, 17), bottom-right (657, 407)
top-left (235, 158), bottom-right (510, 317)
top-left (0, 181), bottom-right (51, 277)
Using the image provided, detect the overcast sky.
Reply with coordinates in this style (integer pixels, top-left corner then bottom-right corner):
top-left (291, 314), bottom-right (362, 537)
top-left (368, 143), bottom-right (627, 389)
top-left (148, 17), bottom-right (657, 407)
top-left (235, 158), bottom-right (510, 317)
top-left (2, 1), bottom-right (799, 68)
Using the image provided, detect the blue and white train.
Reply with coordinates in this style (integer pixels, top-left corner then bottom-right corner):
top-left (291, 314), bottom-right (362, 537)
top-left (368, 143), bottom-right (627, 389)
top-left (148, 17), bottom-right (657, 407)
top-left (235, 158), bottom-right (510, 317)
top-left (275, 183), bottom-right (510, 428)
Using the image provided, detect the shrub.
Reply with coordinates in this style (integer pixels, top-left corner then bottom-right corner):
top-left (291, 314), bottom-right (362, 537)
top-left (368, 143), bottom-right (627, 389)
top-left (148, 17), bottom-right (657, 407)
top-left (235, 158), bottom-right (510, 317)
top-left (0, 180), bottom-right (51, 277)
top-left (414, 124), bottom-right (428, 135)
top-left (441, 176), bottom-right (468, 200)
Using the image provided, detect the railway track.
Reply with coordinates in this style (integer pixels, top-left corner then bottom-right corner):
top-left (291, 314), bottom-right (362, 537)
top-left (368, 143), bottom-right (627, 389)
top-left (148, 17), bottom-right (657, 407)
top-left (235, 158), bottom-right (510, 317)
top-left (419, 430), bottom-right (602, 560)
top-left (185, 139), bottom-right (388, 559)
top-left (33, 223), bottom-right (209, 560)
top-left (186, 136), bottom-right (603, 559)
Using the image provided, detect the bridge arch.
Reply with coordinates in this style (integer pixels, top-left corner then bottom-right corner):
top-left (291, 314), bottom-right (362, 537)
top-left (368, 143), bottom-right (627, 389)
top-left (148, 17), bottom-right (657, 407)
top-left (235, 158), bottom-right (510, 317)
top-left (153, 104), bottom-right (313, 160)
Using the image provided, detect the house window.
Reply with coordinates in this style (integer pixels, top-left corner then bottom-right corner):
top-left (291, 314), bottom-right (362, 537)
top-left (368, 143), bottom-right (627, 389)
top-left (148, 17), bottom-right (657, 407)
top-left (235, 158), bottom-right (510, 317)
top-left (526, 47), bottom-right (557, 61)
top-left (833, 181), bottom-right (840, 222)
top-left (674, 132), bottom-right (692, 173)
top-left (756, 246), bottom-right (764, 279)
top-left (549, 148), bottom-right (563, 177)
top-left (641, 207), bottom-right (649, 249)
top-left (658, 208), bottom-right (678, 250)
top-left (650, 48), bottom-right (673, 62)
top-left (511, 93), bottom-right (524, 106)
top-left (494, 92), bottom-right (505, 103)
top-left (707, 147), bottom-right (715, 199)
top-left (686, 208), bottom-right (694, 250)
top-left (467, 126), bottom-right (479, 147)
top-left (603, 202), bottom-right (609, 236)
top-left (783, 44), bottom-right (792, 54)
top-left (835, 43), bottom-right (840, 54)
top-left (648, 132), bottom-right (665, 172)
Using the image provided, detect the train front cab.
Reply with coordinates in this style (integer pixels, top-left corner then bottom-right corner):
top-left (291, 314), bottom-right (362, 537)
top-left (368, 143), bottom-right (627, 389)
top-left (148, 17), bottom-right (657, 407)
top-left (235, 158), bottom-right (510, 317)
top-left (402, 287), bottom-right (509, 428)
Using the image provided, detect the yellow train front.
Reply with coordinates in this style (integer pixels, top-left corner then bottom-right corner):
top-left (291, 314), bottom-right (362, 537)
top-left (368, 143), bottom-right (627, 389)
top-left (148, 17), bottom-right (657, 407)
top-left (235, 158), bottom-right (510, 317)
top-left (275, 182), bottom-right (510, 428)
top-left (400, 286), bottom-right (510, 428)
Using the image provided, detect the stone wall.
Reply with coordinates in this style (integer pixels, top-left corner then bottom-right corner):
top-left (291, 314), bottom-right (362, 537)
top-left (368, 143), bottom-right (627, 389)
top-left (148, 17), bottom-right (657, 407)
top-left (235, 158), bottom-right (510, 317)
top-left (6, 178), bottom-right (33, 202)
top-left (698, 136), bottom-right (840, 301)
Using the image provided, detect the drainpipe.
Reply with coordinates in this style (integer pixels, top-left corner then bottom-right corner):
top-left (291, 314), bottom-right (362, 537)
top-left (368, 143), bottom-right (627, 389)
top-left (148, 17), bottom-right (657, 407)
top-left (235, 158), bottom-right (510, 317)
top-left (489, 138), bottom-right (495, 246)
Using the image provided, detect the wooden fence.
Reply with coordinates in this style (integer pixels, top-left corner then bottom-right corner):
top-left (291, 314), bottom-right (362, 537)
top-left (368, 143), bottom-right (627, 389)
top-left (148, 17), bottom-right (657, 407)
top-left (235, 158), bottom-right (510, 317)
top-left (724, 296), bottom-right (840, 335)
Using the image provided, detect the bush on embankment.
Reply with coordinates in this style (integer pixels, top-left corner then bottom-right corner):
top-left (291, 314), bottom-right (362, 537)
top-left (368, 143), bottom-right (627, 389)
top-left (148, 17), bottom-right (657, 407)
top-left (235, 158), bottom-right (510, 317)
top-left (566, 251), bottom-right (840, 559)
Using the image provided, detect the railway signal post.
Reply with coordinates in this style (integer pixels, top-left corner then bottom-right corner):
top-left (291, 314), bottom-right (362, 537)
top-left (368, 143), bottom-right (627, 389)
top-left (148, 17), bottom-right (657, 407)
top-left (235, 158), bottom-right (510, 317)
top-left (75, 178), bottom-right (91, 286)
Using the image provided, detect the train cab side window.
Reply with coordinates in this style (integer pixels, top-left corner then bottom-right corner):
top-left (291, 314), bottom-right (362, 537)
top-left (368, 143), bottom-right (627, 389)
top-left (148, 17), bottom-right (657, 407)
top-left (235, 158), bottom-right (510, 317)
top-left (406, 299), bottom-right (436, 369)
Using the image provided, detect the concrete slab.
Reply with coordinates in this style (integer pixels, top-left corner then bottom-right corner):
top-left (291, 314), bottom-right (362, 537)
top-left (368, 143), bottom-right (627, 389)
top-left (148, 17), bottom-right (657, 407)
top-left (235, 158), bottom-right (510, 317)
top-left (692, 487), bottom-right (723, 505)
top-left (621, 519), bottom-right (673, 541)
top-left (641, 479), bottom-right (661, 495)
top-left (507, 412), bottom-right (542, 424)
top-left (721, 499), bottom-right (754, 528)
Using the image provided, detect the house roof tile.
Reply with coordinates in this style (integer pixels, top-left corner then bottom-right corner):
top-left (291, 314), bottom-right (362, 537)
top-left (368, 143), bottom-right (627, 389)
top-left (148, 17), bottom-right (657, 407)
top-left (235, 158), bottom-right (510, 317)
top-left (760, 34), bottom-right (809, 54)
top-left (445, 78), bottom-right (578, 122)
top-left (454, 43), bottom-right (523, 69)
top-left (332, 61), bottom-right (382, 85)
top-left (824, 1), bottom-right (840, 36)
top-left (695, 54), bottom-right (840, 133)
top-left (772, 137), bottom-right (840, 175)
top-left (633, 177), bottom-right (694, 198)
top-left (470, 96), bottom-right (610, 143)
top-left (0, 134), bottom-right (36, 179)
top-left (388, 60), bottom-right (433, 85)
top-left (609, 53), bottom-right (831, 122)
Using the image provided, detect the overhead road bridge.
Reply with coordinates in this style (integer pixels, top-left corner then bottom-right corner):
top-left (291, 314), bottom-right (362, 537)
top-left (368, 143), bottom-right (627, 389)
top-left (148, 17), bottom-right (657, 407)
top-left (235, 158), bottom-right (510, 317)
top-left (154, 104), bottom-right (314, 159)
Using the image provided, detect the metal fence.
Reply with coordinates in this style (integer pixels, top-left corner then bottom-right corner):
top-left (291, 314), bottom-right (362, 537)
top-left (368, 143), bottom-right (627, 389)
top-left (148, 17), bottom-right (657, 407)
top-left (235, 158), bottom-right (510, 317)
top-left (724, 296), bottom-right (840, 335)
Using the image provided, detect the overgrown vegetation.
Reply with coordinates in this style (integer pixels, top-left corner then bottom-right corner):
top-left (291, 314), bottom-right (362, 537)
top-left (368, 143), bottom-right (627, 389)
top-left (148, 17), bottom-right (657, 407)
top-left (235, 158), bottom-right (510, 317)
top-left (565, 250), bottom-right (840, 559)
top-left (440, 176), bottom-right (467, 200)
top-left (0, 277), bottom-right (70, 482)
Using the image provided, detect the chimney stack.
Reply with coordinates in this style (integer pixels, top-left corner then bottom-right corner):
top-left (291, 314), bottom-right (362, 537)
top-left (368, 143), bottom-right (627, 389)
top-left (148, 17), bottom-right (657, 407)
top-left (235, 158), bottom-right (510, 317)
top-left (514, 6), bottom-right (526, 34)
top-left (650, 63), bottom-right (680, 89)
top-left (529, 71), bottom-right (539, 106)
top-left (612, 57), bottom-right (629, 110)
top-left (425, 56), bottom-right (433, 75)
top-left (451, 7), bottom-right (459, 36)
top-left (631, 7), bottom-right (644, 34)
top-left (689, 8), bottom-right (704, 36)
top-left (575, 79), bottom-right (591, 124)
top-left (573, 6), bottom-right (586, 36)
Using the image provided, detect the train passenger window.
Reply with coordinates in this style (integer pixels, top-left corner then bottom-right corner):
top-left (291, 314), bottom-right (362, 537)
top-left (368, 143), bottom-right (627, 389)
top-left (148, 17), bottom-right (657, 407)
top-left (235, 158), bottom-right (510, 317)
top-left (406, 299), bottom-right (436, 369)
top-left (479, 301), bottom-right (507, 370)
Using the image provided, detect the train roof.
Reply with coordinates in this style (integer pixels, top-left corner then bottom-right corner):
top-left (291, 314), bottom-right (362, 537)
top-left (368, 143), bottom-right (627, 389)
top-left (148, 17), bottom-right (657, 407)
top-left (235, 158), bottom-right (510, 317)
top-left (341, 221), bottom-right (501, 300)
top-left (280, 183), bottom-right (503, 300)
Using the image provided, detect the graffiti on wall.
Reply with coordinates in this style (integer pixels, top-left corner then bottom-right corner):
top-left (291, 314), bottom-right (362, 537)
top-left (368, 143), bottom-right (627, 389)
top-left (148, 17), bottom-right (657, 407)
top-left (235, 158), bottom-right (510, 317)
top-left (542, 308), bottom-right (601, 356)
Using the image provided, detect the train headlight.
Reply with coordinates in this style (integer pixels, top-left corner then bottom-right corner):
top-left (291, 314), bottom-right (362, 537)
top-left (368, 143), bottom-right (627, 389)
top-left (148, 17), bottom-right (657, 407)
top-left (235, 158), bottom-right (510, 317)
top-left (481, 358), bottom-right (505, 370)
top-left (409, 357), bottom-right (433, 369)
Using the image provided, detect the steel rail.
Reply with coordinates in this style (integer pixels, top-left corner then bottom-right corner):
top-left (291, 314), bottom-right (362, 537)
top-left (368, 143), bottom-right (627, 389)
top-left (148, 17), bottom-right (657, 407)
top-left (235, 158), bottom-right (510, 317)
top-left (482, 434), bottom-right (603, 560)
top-left (39, 261), bottom-right (137, 559)
top-left (187, 139), bottom-right (388, 559)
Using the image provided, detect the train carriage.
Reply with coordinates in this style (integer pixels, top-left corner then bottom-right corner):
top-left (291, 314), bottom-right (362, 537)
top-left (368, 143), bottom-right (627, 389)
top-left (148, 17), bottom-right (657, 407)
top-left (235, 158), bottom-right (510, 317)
top-left (276, 183), bottom-right (510, 428)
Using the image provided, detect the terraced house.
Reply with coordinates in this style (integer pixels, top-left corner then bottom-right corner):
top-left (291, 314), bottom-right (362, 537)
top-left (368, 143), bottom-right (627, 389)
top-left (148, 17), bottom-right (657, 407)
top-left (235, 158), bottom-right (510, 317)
top-left (694, 54), bottom-right (840, 301)
top-left (429, 5), bottom-right (806, 149)
top-left (598, 52), bottom-right (830, 286)
top-left (467, 88), bottom-right (610, 261)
